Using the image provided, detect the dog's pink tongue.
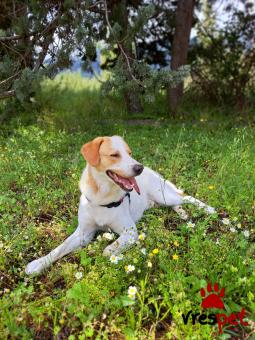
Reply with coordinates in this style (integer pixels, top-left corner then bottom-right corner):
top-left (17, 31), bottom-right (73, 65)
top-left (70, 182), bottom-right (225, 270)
top-left (129, 177), bottom-right (140, 195)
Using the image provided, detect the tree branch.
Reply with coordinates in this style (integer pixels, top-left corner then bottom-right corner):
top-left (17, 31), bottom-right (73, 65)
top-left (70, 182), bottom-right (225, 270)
top-left (0, 71), bottom-right (21, 87)
top-left (0, 90), bottom-right (15, 100)
top-left (33, 12), bottom-right (62, 71)
top-left (0, 10), bottom-right (59, 45)
top-left (33, 39), bottom-right (51, 72)
top-left (0, 40), bottom-right (27, 66)
top-left (0, 32), bottom-right (36, 42)
top-left (104, 0), bottom-right (142, 87)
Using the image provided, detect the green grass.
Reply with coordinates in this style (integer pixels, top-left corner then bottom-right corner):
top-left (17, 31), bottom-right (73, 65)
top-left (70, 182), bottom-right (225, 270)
top-left (0, 74), bottom-right (255, 339)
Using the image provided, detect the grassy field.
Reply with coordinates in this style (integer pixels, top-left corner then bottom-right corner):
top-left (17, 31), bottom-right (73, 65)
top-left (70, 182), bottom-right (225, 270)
top-left (0, 74), bottom-right (255, 339)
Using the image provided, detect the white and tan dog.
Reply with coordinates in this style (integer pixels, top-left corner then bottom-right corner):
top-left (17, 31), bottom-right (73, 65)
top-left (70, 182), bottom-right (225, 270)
top-left (25, 136), bottom-right (215, 275)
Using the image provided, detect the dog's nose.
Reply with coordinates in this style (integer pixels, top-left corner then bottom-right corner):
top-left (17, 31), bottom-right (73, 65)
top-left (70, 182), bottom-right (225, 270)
top-left (133, 164), bottom-right (144, 175)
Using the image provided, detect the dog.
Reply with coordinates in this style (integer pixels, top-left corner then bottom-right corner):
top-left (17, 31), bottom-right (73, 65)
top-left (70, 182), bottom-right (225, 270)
top-left (25, 136), bottom-right (215, 275)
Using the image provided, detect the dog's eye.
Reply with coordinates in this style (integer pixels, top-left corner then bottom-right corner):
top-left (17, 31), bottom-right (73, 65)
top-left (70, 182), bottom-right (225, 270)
top-left (110, 153), bottom-right (120, 158)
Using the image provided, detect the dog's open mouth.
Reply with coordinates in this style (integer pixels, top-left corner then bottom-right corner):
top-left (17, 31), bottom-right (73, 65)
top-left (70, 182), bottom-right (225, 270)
top-left (106, 170), bottom-right (140, 194)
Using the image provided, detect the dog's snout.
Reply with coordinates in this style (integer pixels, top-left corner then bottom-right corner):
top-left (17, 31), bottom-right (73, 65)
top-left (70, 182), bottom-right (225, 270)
top-left (133, 164), bottom-right (144, 175)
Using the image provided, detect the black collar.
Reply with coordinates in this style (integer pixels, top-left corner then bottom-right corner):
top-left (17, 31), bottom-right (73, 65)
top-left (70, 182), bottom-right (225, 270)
top-left (86, 192), bottom-right (131, 208)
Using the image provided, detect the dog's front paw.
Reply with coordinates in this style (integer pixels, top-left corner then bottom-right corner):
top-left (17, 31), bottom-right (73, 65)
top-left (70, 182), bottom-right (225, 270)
top-left (178, 209), bottom-right (189, 220)
top-left (103, 242), bottom-right (121, 257)
top-left (25, 257), bottom-right (49, 275)
top-left (180, 213), bottom-right (189, 220)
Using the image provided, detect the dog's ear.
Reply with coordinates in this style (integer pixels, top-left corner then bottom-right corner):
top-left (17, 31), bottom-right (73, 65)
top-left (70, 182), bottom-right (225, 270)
top-left (81, 137), bottom-right (104, 166)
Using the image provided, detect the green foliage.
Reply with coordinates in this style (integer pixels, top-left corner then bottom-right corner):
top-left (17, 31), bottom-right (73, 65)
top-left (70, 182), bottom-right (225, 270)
top-left (13, 68), bottom-right (44, 102)
top-left (102, 58), bottom-right (190, 103)
top-left (0, 0), bottom-right (192, 115)
top-left (129, 4), bottom-right (156, 38)
top-left (0, 0), bottom-right (188, 114)
top-left (190, 1), bottom-right (255, 107)
top-left (0, 79), bottom-right (254, 338)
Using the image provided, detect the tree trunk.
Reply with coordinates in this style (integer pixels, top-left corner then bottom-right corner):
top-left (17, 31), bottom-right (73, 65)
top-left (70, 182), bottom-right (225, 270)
top-left (124, 89), bottom-right (143, 113)
top-left (122, 43), bottom-right (143, 114)
top-left (168, 0), bottom-right (195, 116)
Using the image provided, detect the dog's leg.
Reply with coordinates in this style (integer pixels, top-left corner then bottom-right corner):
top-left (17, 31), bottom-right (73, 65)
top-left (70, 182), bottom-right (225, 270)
top-left (148, 176), bottom-right (183, 207)
top-left (181, 195), bottom-right (216, 214)
top-left (147, 171), bottom-right (215, 215)
top-left (172, 205), bottom-right (189, 220)
top-left (103, 224), bottom-right (138, 257)
top-left (25, 227), bottom-right (95, 275)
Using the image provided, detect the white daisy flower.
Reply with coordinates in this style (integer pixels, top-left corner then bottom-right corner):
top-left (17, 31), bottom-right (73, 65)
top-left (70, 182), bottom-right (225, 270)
top-left (110, 255), bottom-right (119, 264)
top-left (96, 235), bottom-right (102, 241)
top-left (222, 218), bottom-right (230, 225)
top-left (187, 221), bottom-right (195, 229)
top-left (147, 261), bottom-right (152, 268)
top-left (215, 238), bottom-right (220, 245)
top-left (0, 242), bottom-right (4, 248)
top-left (128, 286), bottom-right (137, 300)
top-left (102, 232), bottom-right (114, 240)
top-left (125, 265), bottom-right (135, 273)
top-left (141, 248), bottom-right (146, 255)
top-left (243, 230), bottom-right (250, 238)
top-left (230, 227), bottom-right (237, 233)
top-left (75, 272), bottom-right (83, 280)
top-left (237, 223), bottom-right (242, 229)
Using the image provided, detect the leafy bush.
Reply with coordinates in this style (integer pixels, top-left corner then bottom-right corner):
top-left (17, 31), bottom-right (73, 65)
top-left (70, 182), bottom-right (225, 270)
top-left (190, 2), bottom-right (255, 108)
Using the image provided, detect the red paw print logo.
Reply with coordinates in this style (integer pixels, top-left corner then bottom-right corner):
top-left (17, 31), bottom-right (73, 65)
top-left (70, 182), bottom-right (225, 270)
top-left (200, 282), bottom-right (225, 309)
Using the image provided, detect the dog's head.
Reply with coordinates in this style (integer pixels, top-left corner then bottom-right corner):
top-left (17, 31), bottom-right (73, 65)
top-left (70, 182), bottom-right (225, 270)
top-left (81, 136), bottom-right (143, 194)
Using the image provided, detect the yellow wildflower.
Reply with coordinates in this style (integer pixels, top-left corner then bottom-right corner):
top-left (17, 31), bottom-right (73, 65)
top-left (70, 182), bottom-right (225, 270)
top-left (172, 254), bottom-right (179, 261)
top-left (152, 248), bottom-right (159, 255)
top-left (138, 233), bottom-right (146, 241)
